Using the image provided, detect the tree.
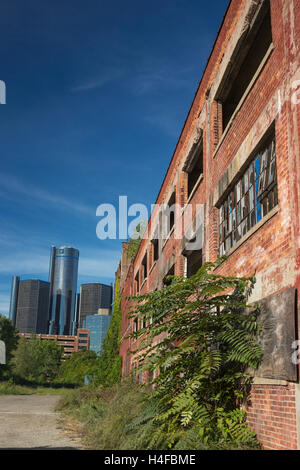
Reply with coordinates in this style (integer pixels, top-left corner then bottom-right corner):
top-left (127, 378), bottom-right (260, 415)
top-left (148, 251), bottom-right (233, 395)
top-left (13, 337), bottom-right (62, 383)
top-left (0, 315), bottom-right (19, 379)
top-left (128, 258), bottom-right (263, 449)
top-left (59, 349), bottom-right (97, 385)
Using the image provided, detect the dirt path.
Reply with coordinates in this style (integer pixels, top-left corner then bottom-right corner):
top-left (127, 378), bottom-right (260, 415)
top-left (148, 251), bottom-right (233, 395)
top-left (0, 395), bottom-right (83, 449)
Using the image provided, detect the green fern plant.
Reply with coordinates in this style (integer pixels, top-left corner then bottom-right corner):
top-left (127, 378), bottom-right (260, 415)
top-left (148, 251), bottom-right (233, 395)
top-left (128, 257), bottom-right (262, 449)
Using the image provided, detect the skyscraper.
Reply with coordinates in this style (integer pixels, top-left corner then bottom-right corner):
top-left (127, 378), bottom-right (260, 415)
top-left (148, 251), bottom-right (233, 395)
top-left (9, 278), bottom-right (50, 334)
top-left (84, 314), bottom-right (111, 354)
top-left (9, 275), bottom-right (20, 326)
top-left (78, 283), bottom-right (112, 328)
top-left (48, 246), bottom-right (79, 335)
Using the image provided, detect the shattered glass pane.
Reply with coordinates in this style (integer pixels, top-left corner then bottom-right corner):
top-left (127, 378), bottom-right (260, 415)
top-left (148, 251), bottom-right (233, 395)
top-left (219, 134), bottom-right (277, 254)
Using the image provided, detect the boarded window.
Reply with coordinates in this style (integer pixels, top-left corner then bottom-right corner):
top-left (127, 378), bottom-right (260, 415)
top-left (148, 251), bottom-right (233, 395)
top-left (219, 132), bottom-right (277, 255)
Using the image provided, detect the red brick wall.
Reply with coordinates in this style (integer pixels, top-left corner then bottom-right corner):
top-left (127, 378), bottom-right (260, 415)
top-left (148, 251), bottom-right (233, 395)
top-left (246, 383), bottom-right (298, 450)
top-left (119, 0), bottom-right (300, 450)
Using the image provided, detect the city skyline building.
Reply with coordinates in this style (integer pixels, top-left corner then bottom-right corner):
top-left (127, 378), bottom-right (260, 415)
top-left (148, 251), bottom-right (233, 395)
top-left (9, 278), bottom-right (50, 334)
top-left (78, 282), bottom-right (112, 328)
top-left (84, 313), bottom-right (111, 354)
top-left (9, 275), bottom-right (20, 326)
top-left (48, 245), bottom-right (79, 336)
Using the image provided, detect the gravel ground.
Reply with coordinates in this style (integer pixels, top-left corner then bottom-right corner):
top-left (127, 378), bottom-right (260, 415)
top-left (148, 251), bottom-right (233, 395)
top-left (0, 395), bottom-right (83, 449)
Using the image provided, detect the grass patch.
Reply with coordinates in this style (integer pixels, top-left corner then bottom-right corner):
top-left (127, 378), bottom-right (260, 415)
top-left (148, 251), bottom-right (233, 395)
top-left (57, 382), bottom-right (260, 451)
top-left (0, 381), bottom-right (74, 396)
top-left (57, 382), bottom-right (152, 450)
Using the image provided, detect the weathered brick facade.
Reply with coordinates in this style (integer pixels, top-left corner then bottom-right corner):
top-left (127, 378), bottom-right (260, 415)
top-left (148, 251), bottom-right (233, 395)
top-left (119, 0), bottom-right (300, 450)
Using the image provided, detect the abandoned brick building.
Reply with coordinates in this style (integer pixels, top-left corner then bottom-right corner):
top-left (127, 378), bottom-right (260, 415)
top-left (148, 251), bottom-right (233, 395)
top-left (118, 0), bottom-right (300, 450)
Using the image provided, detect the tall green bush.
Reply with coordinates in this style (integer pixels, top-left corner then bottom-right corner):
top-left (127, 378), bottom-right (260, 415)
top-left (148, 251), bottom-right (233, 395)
top-left (13, 337), bottom-right (62, 383)
top-left (128, 258), bottom-right (263, 448)
top-left (59, 349), bottom-right (97, 385)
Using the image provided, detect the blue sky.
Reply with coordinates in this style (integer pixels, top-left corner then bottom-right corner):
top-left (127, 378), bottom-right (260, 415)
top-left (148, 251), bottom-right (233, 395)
top-left (0, 0), bottom-right (229, 315)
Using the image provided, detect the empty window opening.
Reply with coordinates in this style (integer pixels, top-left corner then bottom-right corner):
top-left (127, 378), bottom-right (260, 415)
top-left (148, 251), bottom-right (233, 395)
top-left (219, 130), bottom-right (277, 255)
top-left (141, 253), bottom-right (148, 282)
top-left (133, 317), bottom-right (139, 332)
top-left (185, 249), bottom-right (203, 278)
top-left (221, 1), bottom-right (272, 132)
top-left (135, 271), bottom-right (139, 295)
top-left (162, 191), bottom-right (176, 237)
top-left (186, 143), bottom-right (204, 199)
top-left (152, 238), bottom-right (159, 264)
top-left (163, 265), bottom-right (175, 286)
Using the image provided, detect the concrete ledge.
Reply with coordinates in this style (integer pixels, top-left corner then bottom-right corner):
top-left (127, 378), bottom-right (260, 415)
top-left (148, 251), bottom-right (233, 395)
top-left (253, 377), bottom-right (289, 386)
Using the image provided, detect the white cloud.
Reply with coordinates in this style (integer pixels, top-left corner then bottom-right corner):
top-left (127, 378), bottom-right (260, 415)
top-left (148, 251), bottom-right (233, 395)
top-left (71, 66), bottom-right (125, 92)
top-left (0, 294), bottom-right (11, 316)
top-left (0, 172), bottom-right (95, 217)
top-left (78, 250), bottom-right (120, 278)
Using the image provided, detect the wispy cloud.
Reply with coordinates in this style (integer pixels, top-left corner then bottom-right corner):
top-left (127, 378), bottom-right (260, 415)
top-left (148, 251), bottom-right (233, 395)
top-left (79, 249), bottom-right (120, 278)
top-left (143, 111), bottom-right (182, 138)
top-left (0, 293), bottom-right (11, 316)
top-left (70, 66), bottom-right (125, 92)
top-left (0, 251), bottom-right (49, 276)
top-left (131, 65), bottom-right (195, 96)
top-left (0, 172), bottom-right (95, 217)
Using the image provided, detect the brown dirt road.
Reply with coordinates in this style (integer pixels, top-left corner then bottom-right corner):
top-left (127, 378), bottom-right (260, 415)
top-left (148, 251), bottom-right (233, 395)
top-left (0, 395), bottom-right (83, 449)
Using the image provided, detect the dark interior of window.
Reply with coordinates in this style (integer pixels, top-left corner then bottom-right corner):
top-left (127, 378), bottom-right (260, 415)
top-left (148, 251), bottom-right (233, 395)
top-left (168, 191), bottom-right (176, 232)
top-left (135, 272), bottom-right (139, 294)
top-left (163, 265), bottom-right (175, 286)
top-left (142, 254), bottom-right (147, 280)
top-left (222, 2), bottom-right (272, 131)
top-left (186, 250), bottom-right (202, 278)
top-left (187, 145), bottom-right (203, 198)
top-left (152, 238), bottom-right (159, 263)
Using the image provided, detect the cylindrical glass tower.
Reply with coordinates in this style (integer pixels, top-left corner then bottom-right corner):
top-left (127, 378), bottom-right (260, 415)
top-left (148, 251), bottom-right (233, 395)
top-left (48, 246), bottom-right (79, 335)
top-left (9, 275), bottom-right (20, 326)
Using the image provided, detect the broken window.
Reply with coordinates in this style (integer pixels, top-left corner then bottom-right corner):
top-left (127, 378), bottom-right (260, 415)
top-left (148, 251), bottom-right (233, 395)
top-left (134, 271), bottom-right (139, 295)
top-left (151, 238), bottom-right (159, 264)
top-left (133, 317), bottom-right (139, 332)
top-left (141, 253), bottom-right (147, 282)
top-left (168, 191), bottom-right (176, 233)
top-left (187, 141), bottom-right (203, 198)
top-left (161, 190), bottom-right (176, 239)
top-left (185, 249), bottom-right (202, 278)
top-left (219, 132), bottom-right (277, 255)
top-left (184, 139), bottom-right (203, 199)
top-left (218, 0), bottom-right (272, 132)
top-left (163, 265), bottom-right (175, 286)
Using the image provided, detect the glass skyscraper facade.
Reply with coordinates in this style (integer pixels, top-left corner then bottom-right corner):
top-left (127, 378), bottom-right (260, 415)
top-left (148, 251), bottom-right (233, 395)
top-left (48, 246), bottom-right (79, 335)
top-left (9, 277), bottom-right (50, 334)
top-left (84, 314), bottom-right (111, 354)
top-left (79, 283), bottom-right (112, 328)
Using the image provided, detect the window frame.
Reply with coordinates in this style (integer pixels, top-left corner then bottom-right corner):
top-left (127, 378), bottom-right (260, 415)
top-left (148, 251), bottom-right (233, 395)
top-left (218, 129), bottom-right (278, 256)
